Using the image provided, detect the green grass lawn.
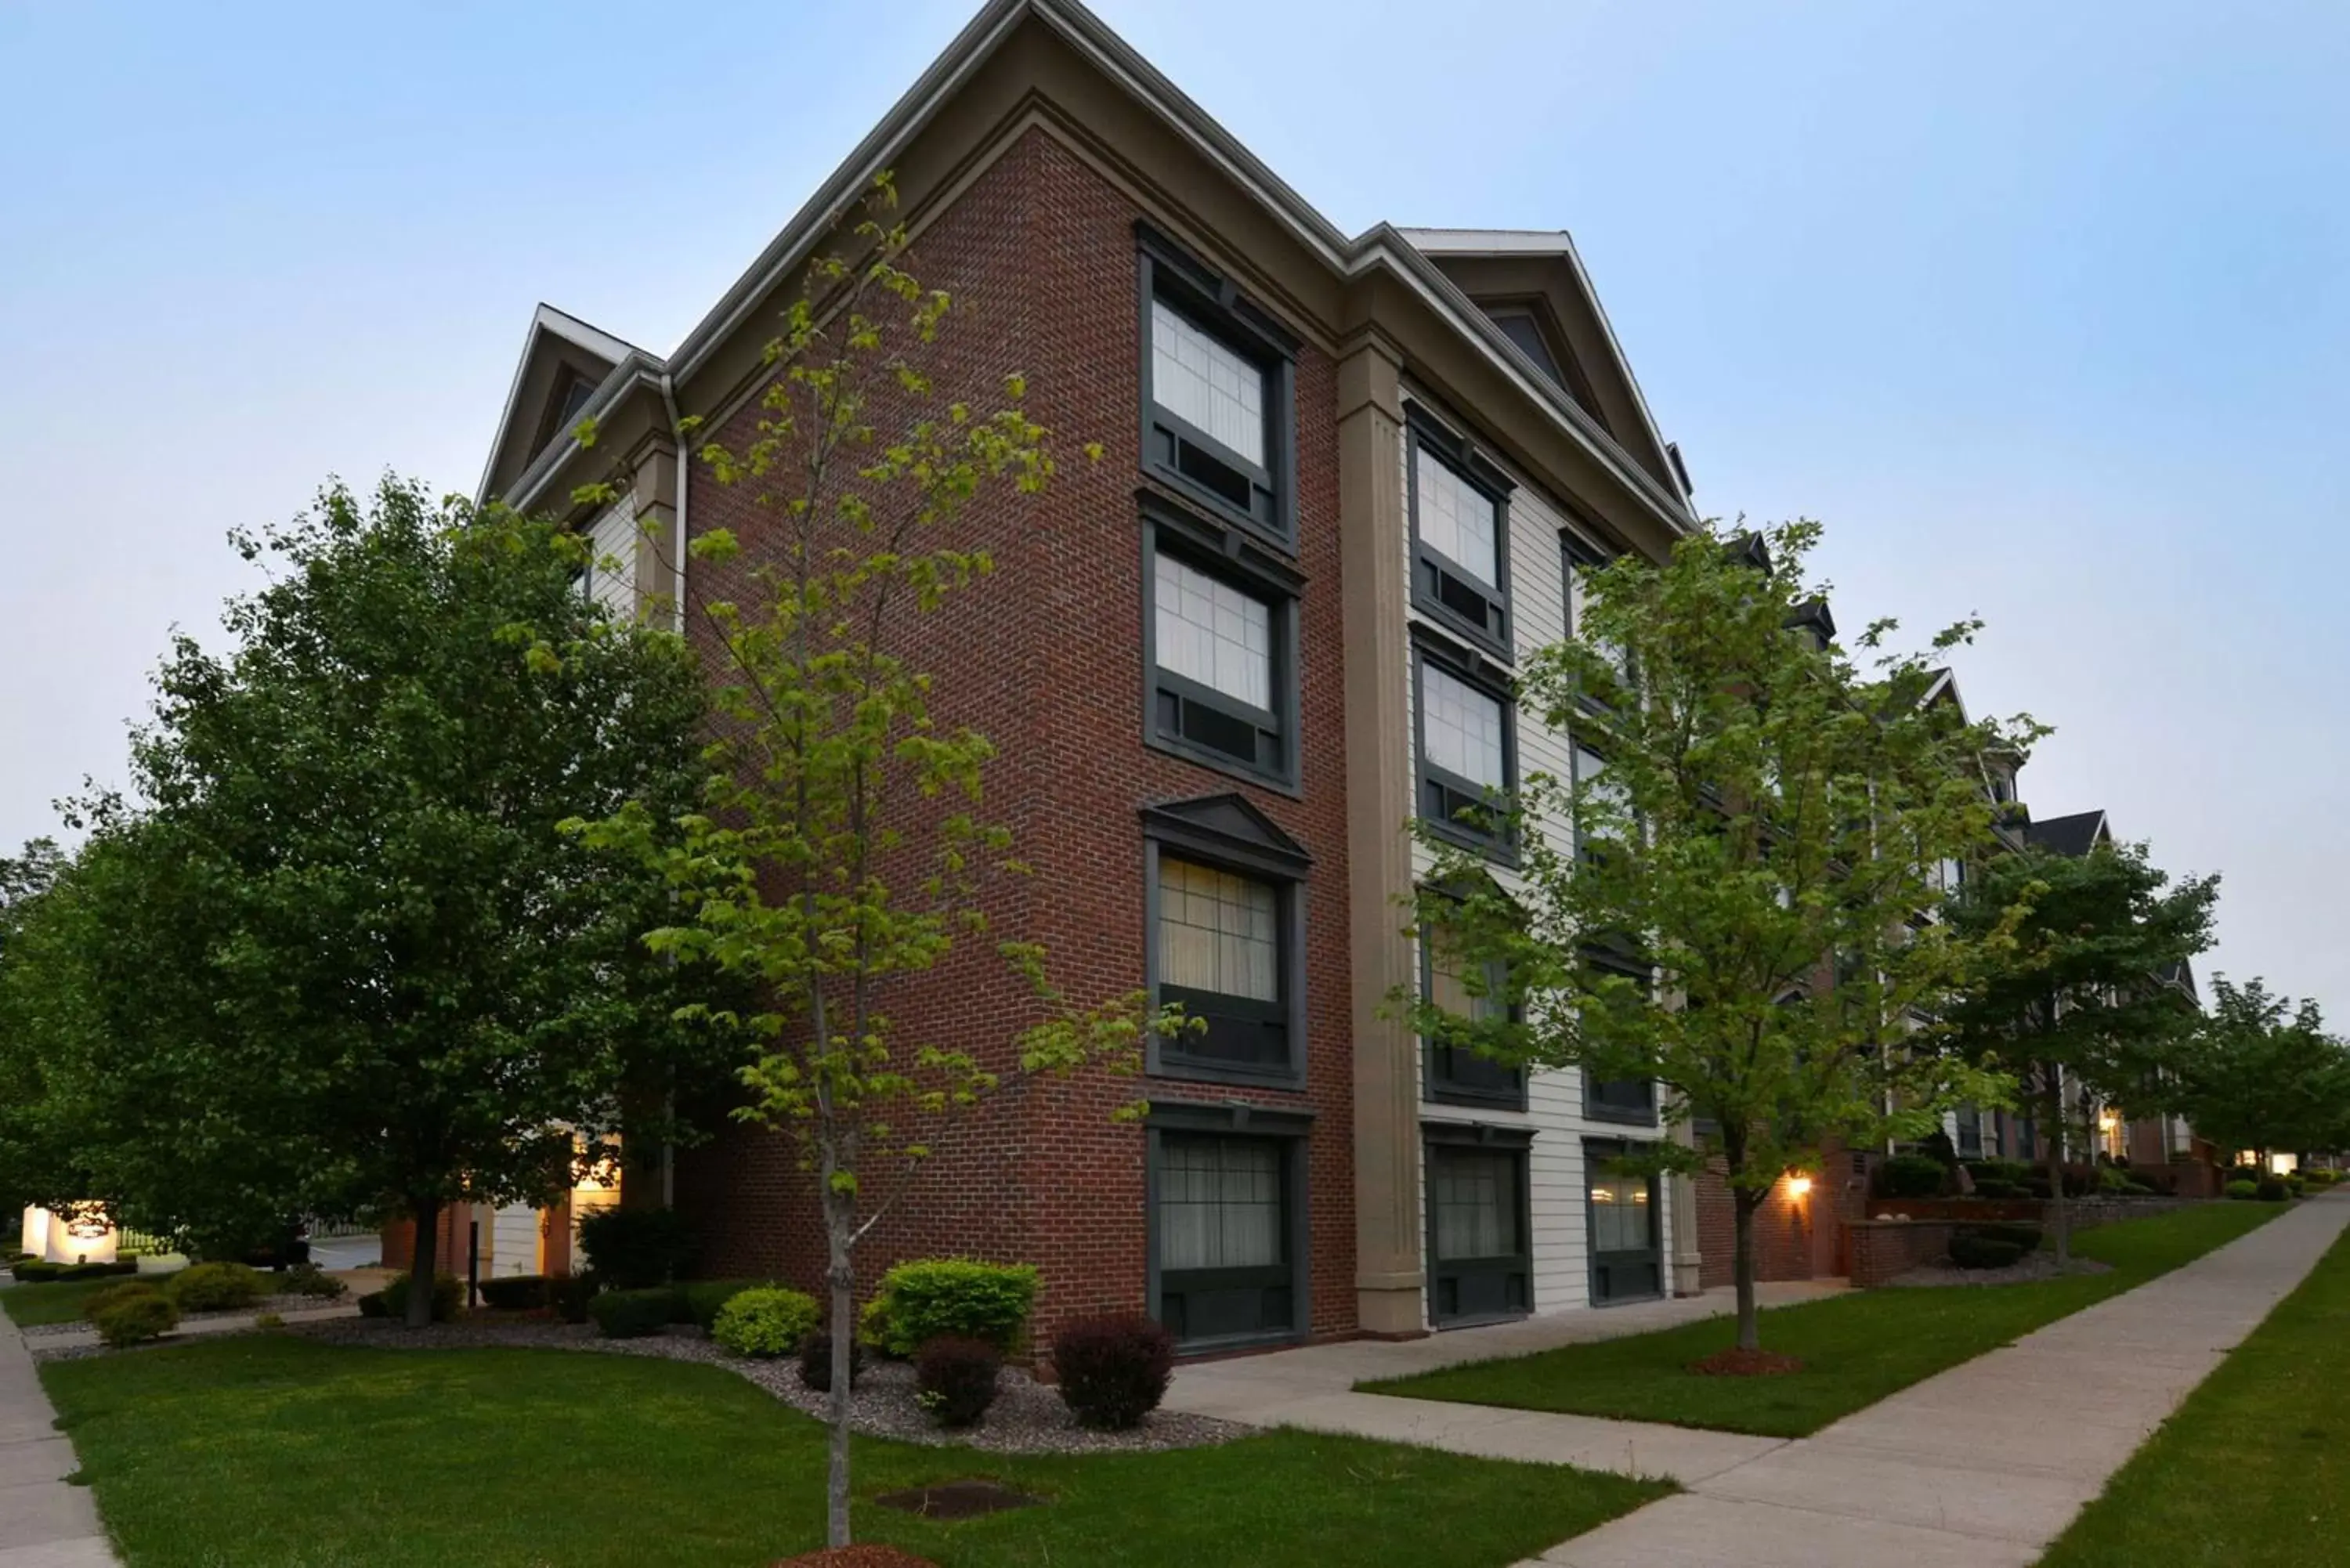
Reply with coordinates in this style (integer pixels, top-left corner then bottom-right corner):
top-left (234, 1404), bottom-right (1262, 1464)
top-left (1362, 1201), bottom-right (2283, 1438)
top-left (2037, 1213), bottom-right (2350, 1566)
top-left (2, 1272), bottom-right (183, 1328)
top-left (42, 1336), bottom-right (1668, 1568)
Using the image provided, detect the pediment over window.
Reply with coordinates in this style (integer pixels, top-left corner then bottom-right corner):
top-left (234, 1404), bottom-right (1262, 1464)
top-left (1140, 793), bottom-right (1311, 877)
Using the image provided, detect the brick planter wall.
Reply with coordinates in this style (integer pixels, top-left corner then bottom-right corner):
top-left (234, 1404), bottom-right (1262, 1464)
top-left (1847, 1220), bottom-right (1956, 1288)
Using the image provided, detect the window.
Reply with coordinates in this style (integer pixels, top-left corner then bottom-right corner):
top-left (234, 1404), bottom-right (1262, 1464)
top-left (1482, 305), bottom-right (1611, 431)
top-left (1585, 1143), bottom-right (1660, 1304)
top-left (1143, 511), bottom-right (1300, 787)
top-left (1415, 634), bottom-right (1516, 858)
top-left (1581, 944), bottom-right (1656, 1125)
top-left (1955, 1105), bottom-right (1984, 1160)
top-left (1141, 794), bottom-right (1312, 1088)
top-left (1423, 920), bottom-right (1524, 1108)
top-left (1562, 530), bottom-right (1631, 704)
top-left (1139, 226), bottom-right (1296, 544)
top-left (1408, 406), bottom-right (1513, 656)
top-left (1425, 1134), bottom-right (1532, 1324)
top-left (1152, 1126), bottom-right (1301, 1346)
top-left (1572, 742), bottom-right (1624, 859)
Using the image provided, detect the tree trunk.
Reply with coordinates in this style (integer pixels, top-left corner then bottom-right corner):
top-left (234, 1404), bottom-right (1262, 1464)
top-left (407, 1195), bottom-right (439, 1328)
top-left (2044, 1077), bottom-right (2071, 1266)
top-left (823, 1183), bottom-right (855, 1548)
top-left (1732, 1187), bottom-right (1762, 1352)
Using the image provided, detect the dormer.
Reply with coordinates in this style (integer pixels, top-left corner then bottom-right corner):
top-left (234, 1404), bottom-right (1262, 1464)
top-left (1395, 229), bottom-right (1688, 500)
top-left (475, 305), bottom-right (653, 508)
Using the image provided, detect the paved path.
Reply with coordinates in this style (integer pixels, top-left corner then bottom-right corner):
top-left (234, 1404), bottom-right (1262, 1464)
top-left (1538, 1194), bottom-right (2350, 1567)
top-left (0, 1311), bottom-right (118, 1567)
top-left (20, 1301), bottom-right (358, 1356)
top-left (1165, 1281), bottom-right (1842, 1483)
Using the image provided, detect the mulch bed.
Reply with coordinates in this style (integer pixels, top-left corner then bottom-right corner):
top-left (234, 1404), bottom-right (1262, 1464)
top-left (773, 1548), bottom-right (937, 1567)
top-left (1687, 1347), bottom-right (1805, 1376)
top-left (1887, 1253), bottom-right (2113, 1288)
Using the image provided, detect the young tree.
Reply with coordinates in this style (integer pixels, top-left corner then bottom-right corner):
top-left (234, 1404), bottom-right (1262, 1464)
top-left (1943, 841), bottom-right (2218, 1259)
top-left (2175, 976), bottom-right (2350, 1170)
top-left (1408, 521), bottom-right (2023, 1359)
top-left (571, 179), bottom-right (1162, 1549)
top-left (45, 479), bottom-right (727, 1321)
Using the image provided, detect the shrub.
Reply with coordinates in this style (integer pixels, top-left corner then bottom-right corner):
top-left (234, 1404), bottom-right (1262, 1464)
top-left (280, 1263), bottom-right (347, 1300)
top-left (1053, 1313), bottom-right (1175, 1430)
top-left (1949, 1234), bottom-right (2026, 1270)
top-left (254, 1311), bottom-right (286, 1330)
top-left (676, 1277), bottom-right (778, 1331)
top-left (356, 1290), bottom-right (389, 1318)
top-left (588, 1286), bottom-right (677, 1340)
top-left (867, 1259), bottom-right (1039, 1357)
top-left (2225, 1179), bottom-right (2260, 1201)
top-left (166, 1262), bottom-right (269, 1313)
top-left (551, 1274), bottom-right (598, 1324)
top-left (575, 1208), bottom-right (695, 1291)
top-left (92, 1292), bottom-right (179, 1347)
top-left (382, 1271), bottom-right (463, 1323)
top-left (1878, 1154), bottom-right (1949, 1200)
top-left (475, 1275), bottom-right (552, 1312)
top-left (2305, 1169), bottom-right (2340, 1188)
top-left (2258, 1176), bottom-right (2290, 1203)
top-left (9, 1259), bottom-right (60, 1282)
top-left (1969, 1158), bottom-right (2035, 1187)
top-left (797, 1330), bottom-right (865, 1393)
top-left (81, 1280), bottom-right (163, 1322)
top-left (53, 1260), bottom-right (139, 1282)
top-left (711, 1287), bottom-right (821, 1358)
top-left (1963, 1223), bottom-right (2043, 1252)
top-left (1973, 1180), bottom-right (2026, 1199)
top-left (914, 1335), bottom-right (1001, 1428)
top-left (2096, 1165), bottom-right (2135, 1195)
top-left (858, 1295), bottom-right (897, 1357)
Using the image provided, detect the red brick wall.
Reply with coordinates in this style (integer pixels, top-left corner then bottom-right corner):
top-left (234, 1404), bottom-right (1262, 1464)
top-left (674, 128), bottom-right (1355, 1350)
top-left (380, 1205), bottom-right (472, 1278)
top-left (1848, 1220), bottom-right (1954, 1287)
top-left (1695, 1140), bottom-right (1865, 1288)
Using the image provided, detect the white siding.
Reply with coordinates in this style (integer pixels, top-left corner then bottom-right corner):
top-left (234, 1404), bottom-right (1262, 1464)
top-left (586, 497), bottom-right (638, 620)
top-left (1401, 386), bottom-right (1668, 1324)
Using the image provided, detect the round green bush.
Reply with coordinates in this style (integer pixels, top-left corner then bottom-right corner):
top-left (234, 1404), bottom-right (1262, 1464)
top-left (80, 1279), bottom-right (164, 1322)
top-left (92, 1292), bottom-right (179, 1347)
top-left (1877, 1154), bottom-right (1950, 1200)
top-left (712, 1287), bottom-right (821, 1358)
top-left (1949, 1234), bottom-right (2026, 1270)
top-left (2257, 1176), bottom-right (2290, 1202)
top-left (866, 1259), bottom-right (1039, 1358)
top-left (2225, 1179), bottom-right (2259, 1200)
top-left (858, 1295), bottom-right (897, 1357)
top-left (165, 1261), bottom-right (269, 1313)
top-left (381, 1271), bottom-right (462, 1322)
top-left (586, 1286), bottom-right (676, 1340)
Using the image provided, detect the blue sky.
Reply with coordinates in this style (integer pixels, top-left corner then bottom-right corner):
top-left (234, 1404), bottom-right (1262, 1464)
top-left (3, 0), bottom-right (2344, 1014)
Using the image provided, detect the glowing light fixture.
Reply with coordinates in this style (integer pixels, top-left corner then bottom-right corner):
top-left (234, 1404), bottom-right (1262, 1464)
top-left (1786, 1174), bottom-right (1813, 1198)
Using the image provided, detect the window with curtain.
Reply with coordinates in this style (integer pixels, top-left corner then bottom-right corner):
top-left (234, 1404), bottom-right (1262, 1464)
top-left (1152, 298), bottom-right (1266, 467)
top-left (1159, 858), bottom-right (1278, 1003)
top-left (1158, 1136), bottom-right (1282, 1270)
top-left (1589, 1168), bottom-right (1653, 1254)
top-left (1155, 552), bottom-right (1271, 710)
top-left (1430, 1148), bottom-right (1520, 1261)
top-left (1423, 665), bottom-right (1506, 789)
top-left (1415, 446), bottom-right (1498, 587)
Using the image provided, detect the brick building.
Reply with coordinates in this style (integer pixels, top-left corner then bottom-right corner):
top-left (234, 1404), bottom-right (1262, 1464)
top-left (472, 0), bottom-right (1714, 1351)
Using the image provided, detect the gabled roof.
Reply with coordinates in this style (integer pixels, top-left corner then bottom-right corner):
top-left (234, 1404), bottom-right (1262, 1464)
top-left (475, 305), bottom-right (660, 506)
top-left (1394, 228), bottom-right (1685, 497)
top-left (2026, 810), bottom-right (2111, 858)
top-left (483, 0), bottom-right (1699, 538)
top-left (1140, 793), bottom-right (1312, 876)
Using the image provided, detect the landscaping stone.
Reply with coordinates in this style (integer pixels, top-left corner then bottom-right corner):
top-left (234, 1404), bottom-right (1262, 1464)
top-left (289, 1317), bottom-right (1246, 1455)
top-left (1885, 1252), bottom-right (2112, 1288)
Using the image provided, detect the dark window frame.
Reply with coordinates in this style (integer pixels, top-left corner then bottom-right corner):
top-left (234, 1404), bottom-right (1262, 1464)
top-left (1423, 1122), bottom-right (1536, 1328)
top-left (1584, 1137), bottom-right (1664, 1306)
top-left (1137, 222), bottom-right (1299, 552)
top-left (1405, 403), bottom-right (1515, 660)
top-left (1140, 500), bottom-right (1303, 793)
top-left (1561, 526), bottom-right (1633, 717)
top-left (1418, 901), bottom-right (1527, 1111)
top-left (1145, 1101), bottom-right (1313, 1353)
top-left (1579, 943), bottom-right (1658, 1127)
top-left (1142, 807), bottom-right (1311, 1090)
top-left (1411, 625), bottom-right (1518, 865)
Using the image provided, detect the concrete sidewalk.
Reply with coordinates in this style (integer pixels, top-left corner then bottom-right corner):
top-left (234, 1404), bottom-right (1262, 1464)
top-left (0, 1312), bottom-right (118, 1567)
top-left (20, 1301), bottom-right (358, 1357)
top-left (1165, 1280), bottom-right (1841, 1483)
top-left (1540, 1194), bottom-right (2350, 1567)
